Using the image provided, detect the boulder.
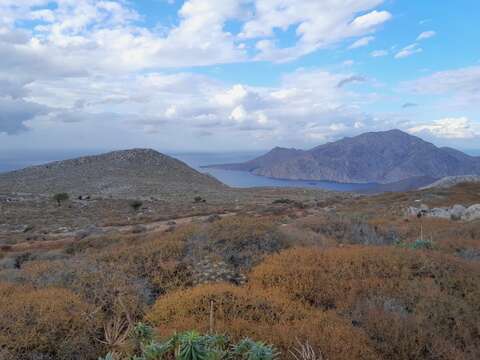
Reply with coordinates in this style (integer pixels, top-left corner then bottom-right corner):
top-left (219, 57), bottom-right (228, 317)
top-left (450, 204), bottom-right (467, 220)
top-left (464, 204), bottom-right (480, 221)
top-left (427, 208), bottom-right (451, 219)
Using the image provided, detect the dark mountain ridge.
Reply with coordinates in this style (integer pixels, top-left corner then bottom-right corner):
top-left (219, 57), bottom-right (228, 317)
top-left (207, 130), bottom-right (480, 184)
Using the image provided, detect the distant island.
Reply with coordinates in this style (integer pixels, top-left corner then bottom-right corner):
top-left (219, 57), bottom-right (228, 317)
top-left (205, 129), bottom-right (480, 185)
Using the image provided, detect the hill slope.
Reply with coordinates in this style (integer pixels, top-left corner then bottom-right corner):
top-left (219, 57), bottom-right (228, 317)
top-left (0, 149), bottom-right (226, 197)
top-left (207, 130), bottom-right (480, 184)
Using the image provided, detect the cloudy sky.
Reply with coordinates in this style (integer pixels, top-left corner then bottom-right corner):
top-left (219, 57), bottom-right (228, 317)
top-left (1, 0), bottom-right (480, 152)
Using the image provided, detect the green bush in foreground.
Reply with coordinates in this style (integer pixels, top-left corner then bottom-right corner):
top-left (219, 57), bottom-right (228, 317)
top-left (99, 323), bottom-right (278, 360)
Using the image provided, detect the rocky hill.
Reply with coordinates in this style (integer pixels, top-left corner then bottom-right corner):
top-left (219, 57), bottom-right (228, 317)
top-left (420, 175), bottom-right (480, 189)
top-left (0, 149), bottom-right (226, 198)
top-left (207, 130), bottom-right (480, 184)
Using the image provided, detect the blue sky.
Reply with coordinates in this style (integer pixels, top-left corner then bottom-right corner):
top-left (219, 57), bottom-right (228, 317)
top-left (0, 0), bottom-right (479, 152)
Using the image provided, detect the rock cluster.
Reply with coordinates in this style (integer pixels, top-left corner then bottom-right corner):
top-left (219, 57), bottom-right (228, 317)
top-left (192, 258), bottom-right (247, 285)
top-left (407, 204), bottom-right (480, 221)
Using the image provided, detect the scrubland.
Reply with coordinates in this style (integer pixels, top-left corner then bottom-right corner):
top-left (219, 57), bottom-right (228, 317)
top-left (1, 183), bottom-right (480, 359)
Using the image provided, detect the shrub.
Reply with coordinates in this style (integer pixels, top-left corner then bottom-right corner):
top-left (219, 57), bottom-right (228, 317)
top-left (92, 228), bottom-right (193, 298)
top-left (250, 246), bottom-right (480, 359)
top-left (21, 258), bottom-right (149, 319)
top-left (129, 200), bottom-right (143, 212)
top-left (53, 192), bottom-right (69, 206)
top-left (0, 282), bottom-right (102, 359)
top-left (188, 216), bottom-right (290, 269)
top-left (147, 283), bottom-right (378, 360)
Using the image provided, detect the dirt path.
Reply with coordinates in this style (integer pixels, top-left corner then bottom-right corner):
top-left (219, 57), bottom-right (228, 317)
top-left (4, 212), bottom-right (237, 253)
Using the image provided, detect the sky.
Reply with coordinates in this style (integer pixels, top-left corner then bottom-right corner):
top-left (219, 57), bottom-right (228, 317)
top-left (1, 0), bottom-right (480, 153)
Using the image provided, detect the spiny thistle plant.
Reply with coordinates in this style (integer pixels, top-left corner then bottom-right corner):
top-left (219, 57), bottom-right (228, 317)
top-left (231, 338), bottom-right (279, 360)
top-left (99, 323), bottom-right (278, 360)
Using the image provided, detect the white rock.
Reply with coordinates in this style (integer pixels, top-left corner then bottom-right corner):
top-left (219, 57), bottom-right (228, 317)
top-left (450, 204), bottom-right (467, 220)
top-left (427, 208), bottom-right (451, 219)
top-left (463, 204), bottom-right (480, 221)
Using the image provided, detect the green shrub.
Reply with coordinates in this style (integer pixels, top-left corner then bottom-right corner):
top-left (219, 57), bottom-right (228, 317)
top-left (129, 200), bottom-right (143, 211)
top-left (53, 192), bottom-right (69, 206)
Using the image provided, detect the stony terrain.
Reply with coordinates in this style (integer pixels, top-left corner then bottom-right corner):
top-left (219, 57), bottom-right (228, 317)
top-left (421, 175), bottom-right (480, 189)
top-left (0, 149), bottom-right (226, 199)
top-left (208, 129), bottom-right (480, 185)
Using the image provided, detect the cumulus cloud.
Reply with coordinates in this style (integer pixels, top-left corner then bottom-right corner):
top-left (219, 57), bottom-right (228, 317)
top-left (5, 0), bottom-right (460, 151)
top-left (23, 66), bottom-right (376, 146)
top-left (395, 43), bottom-right (422, 59)
top-left (241, 0), bottom-right (392, 62)
top-left (408, 117), bottom-right (480, 139)
top-left (0, 0), bottom-right (393, 71)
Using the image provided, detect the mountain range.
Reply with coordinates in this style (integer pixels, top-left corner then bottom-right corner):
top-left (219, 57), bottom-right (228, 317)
top-left (206, 129), bottom-right (480, 184)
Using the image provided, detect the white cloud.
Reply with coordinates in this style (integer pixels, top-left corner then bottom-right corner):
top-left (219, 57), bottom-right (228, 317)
top-left (370, 49), bottom-right (388, 57)
top-left (241, 1), bottom-right (392, 62)
top-left (0, 0), bottom-right (394, 72)
top-left (229, 105), bottom-right (247, 123)
top-left (15, 66), bottom-right (378, 148)
top-left (215, 84), bottom-right (249, 107)
top-left (405, 66), bottom-right (480, 106)
top-left (0, 0), bottom-right (434, 151)
top-left (350, 10), bottom-right (392, 30)
top-left (408, 117), bottom-right (480, 139)
top-left (395, 43), bottom-right (422, 59)
top-left (417, 30), bottom-right (436, 41)
top-left (349, 36), bottom-right (375, 49)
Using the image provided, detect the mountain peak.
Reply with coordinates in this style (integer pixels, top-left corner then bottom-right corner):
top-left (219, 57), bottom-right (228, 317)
top-left (210, 130), bottom-right (480, 184)
top-left (0, 149), bottom-right (225, 197)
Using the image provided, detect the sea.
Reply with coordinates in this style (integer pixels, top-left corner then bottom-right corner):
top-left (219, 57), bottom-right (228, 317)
top-left (1, 148), bottom-right (480, 193)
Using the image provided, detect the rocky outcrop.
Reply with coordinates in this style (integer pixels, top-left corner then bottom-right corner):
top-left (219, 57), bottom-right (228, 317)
top-left (420, 175), bottom-right (480, 189)
top-left (407, 204), bottom-right (480, 221)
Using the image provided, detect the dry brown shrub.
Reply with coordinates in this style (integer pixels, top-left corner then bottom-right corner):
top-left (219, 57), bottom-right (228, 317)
top-left (250, 246), bottom-right (480, 359)
top-left (188, 215), bottom-right (290, 269)
top-left (91, 226), bottom-right (194, 297)
top-left (0, 282), bottom-right (102, 360)
top-left (21, 258), bottom-right (146, 315)
top-left (147, 283), bottom-right (378, 360)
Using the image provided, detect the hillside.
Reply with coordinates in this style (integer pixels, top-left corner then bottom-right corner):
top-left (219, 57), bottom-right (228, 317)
top-left (207, 130), bottom-right (480, 184)
top-left (0, 149), bottom-right (226, 198)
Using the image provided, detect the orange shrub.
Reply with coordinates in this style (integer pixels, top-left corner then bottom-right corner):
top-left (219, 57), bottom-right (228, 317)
top-left (147, 283), bottom-right (378, 360)
top-left (250, 246), bottom-right (480, 359)
top-left (0, 282), bottom-right (102, 360)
